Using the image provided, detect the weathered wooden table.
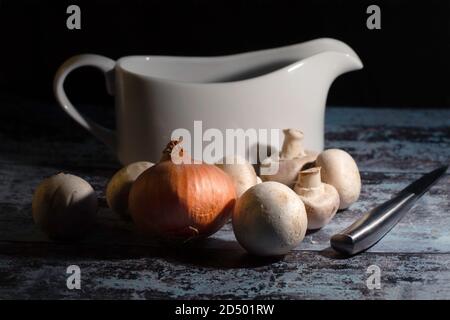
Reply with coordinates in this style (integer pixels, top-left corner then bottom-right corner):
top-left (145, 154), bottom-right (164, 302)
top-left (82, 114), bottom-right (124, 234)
top-left (0, 96), bottom-right (449, 299)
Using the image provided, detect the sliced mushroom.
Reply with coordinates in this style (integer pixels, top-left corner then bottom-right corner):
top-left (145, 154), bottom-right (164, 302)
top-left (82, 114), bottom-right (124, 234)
top-left (294, 167), bottom-right (340, 230)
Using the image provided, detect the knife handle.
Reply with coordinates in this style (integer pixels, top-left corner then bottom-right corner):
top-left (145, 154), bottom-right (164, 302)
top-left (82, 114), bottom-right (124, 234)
top-left (330, 192), bottom-right (417, 255)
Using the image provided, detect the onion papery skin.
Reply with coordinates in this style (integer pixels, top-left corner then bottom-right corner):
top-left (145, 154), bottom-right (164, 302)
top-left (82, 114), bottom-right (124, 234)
top-left (129, 160), bottom-right (236, 241)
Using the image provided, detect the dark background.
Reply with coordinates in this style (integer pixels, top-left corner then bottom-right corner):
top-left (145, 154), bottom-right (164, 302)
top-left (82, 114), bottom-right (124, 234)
top-left (0, 0), bottom-right (448, 108)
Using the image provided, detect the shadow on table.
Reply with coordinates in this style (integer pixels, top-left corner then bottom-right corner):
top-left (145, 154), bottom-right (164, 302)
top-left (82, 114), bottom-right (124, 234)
top-left (2, 208), bottom-right (355, 267)
top-left (319, 246), bottom-right (353, 260)
top-left (157, 239), bottom-right (285, 269)
top-left (1, 237), bottom-right (283, 269)
top-left (2, 208), bottom-right (284, 269)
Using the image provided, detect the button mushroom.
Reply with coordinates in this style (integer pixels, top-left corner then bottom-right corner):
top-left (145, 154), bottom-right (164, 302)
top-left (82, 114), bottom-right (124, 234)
top-left (215, 155), bottom-right (258, 197)
top-left (232, 181), bottom-right (308, 256)
top-left (315, 149), bottom-right (361, 209)
top-left (32, 173), bottom-right (98, 240)
top-left (106, 161), bottom-right (154, 218)
top-left (294, 167), bottom-right (340, 230)
top-left (260, 129), bottom-right (317, 188)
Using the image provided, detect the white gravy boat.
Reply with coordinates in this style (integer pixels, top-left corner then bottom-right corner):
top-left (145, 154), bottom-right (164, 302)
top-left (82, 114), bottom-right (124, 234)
top-left (54, 38), bottom-right (363, 164)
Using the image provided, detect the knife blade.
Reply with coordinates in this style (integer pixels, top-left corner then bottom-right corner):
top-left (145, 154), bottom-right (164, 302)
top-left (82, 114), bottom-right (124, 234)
top-left (330, 165), bottom-right (448, 256)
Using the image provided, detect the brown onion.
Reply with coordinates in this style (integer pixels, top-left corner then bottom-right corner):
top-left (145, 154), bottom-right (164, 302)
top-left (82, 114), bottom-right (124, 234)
top-left (128, 139), bottom-right (237, 241)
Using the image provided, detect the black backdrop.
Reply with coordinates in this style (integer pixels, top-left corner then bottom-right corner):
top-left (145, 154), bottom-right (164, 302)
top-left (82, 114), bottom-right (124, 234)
top-left (0, 0), bottom-right (448, 108)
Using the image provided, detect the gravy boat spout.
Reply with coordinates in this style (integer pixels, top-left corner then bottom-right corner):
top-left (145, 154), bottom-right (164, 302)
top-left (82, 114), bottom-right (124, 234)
top-left (54, 38), bottom-right (363, 164)
top-left (287, 40), bottom-right (363, 94)
top-left (301, 38), bottom-right (364, 76)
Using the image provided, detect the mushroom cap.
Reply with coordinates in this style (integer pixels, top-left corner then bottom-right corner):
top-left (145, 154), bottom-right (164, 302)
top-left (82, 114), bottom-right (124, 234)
top-left (260, 152), bottom-right (317, 188)
top-left (215, 155), bottom-right (257, 197)
top-left (297, 183), bottom-right (340, 230)
top-left (106, 161), bottom-right (154, 218)
top-left (232, 181), bottom-right (308, 256)
top-left (315, 149), bottom-right (361, 209)
top-left (32, 173), bottom-right (98, 239)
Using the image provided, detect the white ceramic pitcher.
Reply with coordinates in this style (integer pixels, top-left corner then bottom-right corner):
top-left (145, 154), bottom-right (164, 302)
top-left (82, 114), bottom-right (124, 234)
top-left (54, 38), bottom-right (363, 165)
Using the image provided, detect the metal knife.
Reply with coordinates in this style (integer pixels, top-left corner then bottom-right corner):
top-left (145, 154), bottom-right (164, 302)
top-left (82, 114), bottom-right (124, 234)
top-left (330, 165), bottom-right (448, 256)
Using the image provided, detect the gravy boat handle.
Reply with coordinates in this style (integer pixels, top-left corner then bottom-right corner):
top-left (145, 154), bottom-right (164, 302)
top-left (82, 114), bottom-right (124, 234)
top-left (54, 54), bottom-right (117, 150)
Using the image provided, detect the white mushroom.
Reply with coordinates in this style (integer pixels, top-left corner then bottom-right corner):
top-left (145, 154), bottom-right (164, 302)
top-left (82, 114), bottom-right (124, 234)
top-left (106, 161), bottom-right (154, 218)
top-left (32, 173), bottom-right (98, 239)
top-left (315, 149), bottom-right (361, 209)
top-left (256, 176), bottom-right (262, 184)
top-left (294, 167), bottom-right (340, 230)
top-left (260, 129), bottom-right (317, 188)
top-left (215, 155), bottom-right (257, 197)
top-left (232, 181), bottom-right (308, 256)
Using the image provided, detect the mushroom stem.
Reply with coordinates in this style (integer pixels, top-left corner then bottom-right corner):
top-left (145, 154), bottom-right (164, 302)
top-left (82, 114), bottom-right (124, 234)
top-left (280, 129), bottom-right (306, 160)
top-left (298, 167), bottom-right (322, 188)
top-left (294, 167), bottom-right (324, 197)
